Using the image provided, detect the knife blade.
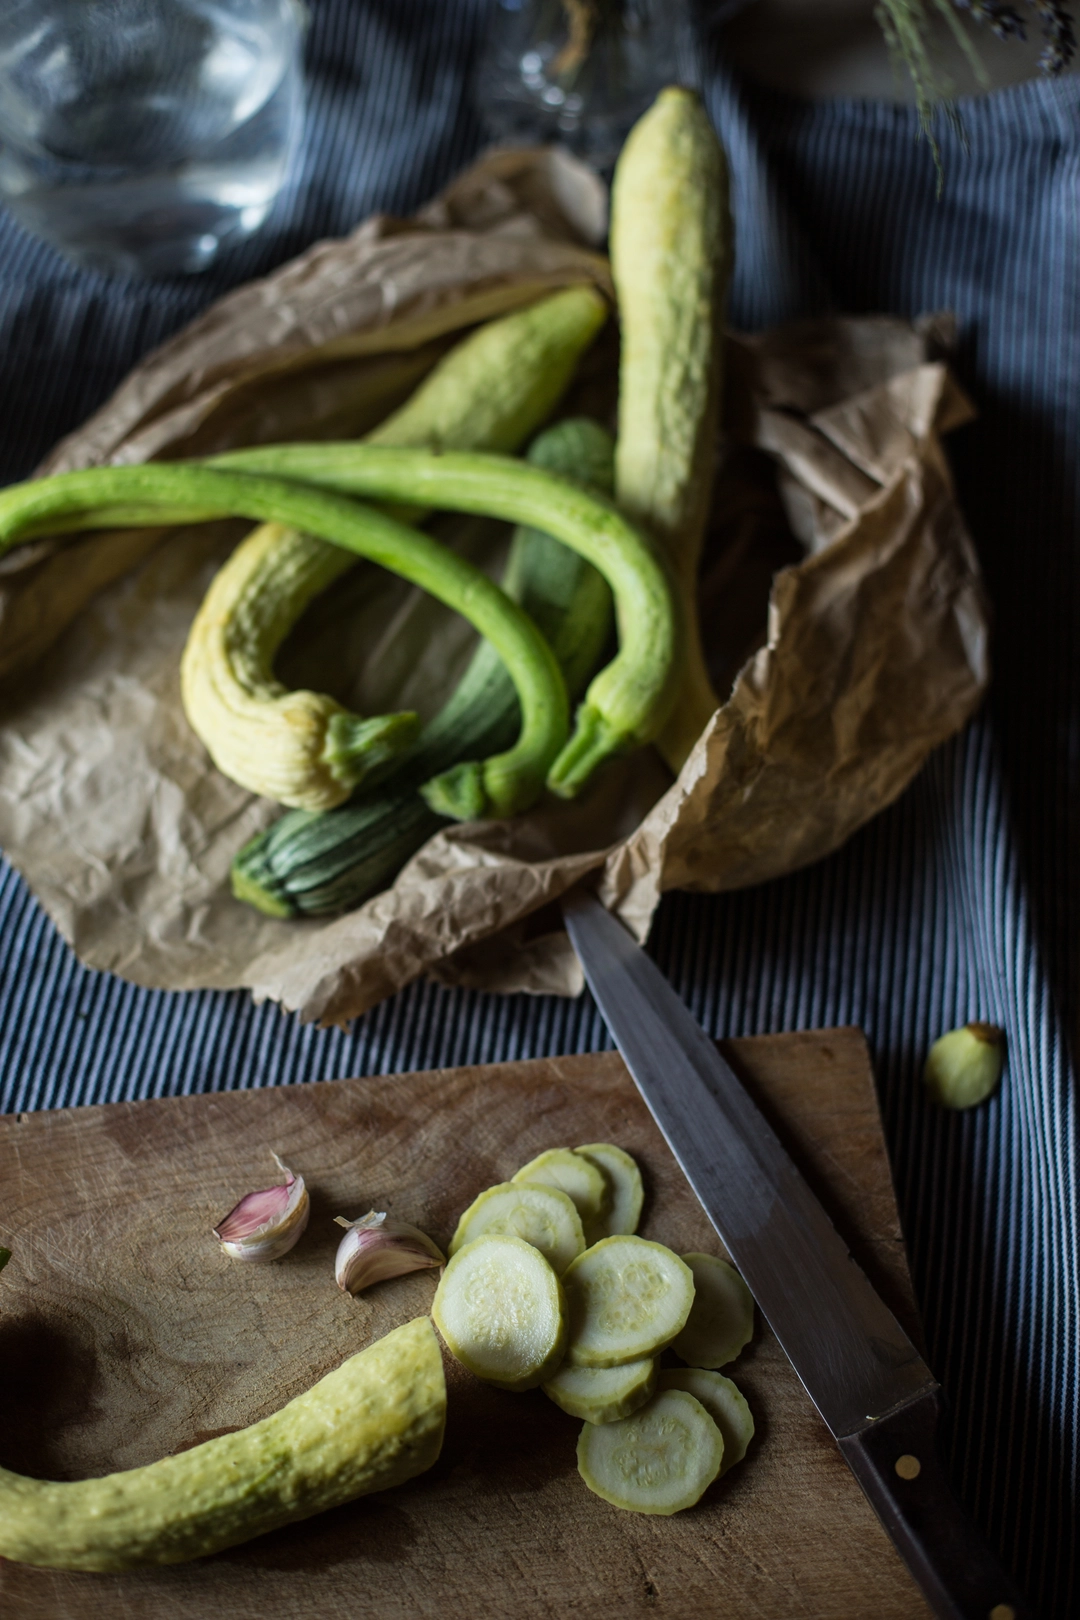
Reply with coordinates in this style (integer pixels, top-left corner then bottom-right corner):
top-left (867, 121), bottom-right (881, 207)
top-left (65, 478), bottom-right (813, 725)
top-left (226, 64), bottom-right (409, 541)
top-left (562, 888), bottom-right (1035, 1620)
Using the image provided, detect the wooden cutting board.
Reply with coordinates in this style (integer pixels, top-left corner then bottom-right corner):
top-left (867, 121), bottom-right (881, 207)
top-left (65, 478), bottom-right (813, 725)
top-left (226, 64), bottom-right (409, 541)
top-left (0, 1028), bottom-right (932, 1620)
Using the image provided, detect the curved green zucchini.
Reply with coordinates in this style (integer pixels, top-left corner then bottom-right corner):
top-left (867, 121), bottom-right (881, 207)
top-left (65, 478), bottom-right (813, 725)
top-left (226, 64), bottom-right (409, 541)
top-left (0, 1316), bottom-right (445, 1572)
top-left (231, 419), bottom-right (616, 918)
top-left (0, 446), bottom-right (681, 805)
top-left (205, 443), bottom-right (684, 798)
top-left (0, 463), bottom-right (570, 819)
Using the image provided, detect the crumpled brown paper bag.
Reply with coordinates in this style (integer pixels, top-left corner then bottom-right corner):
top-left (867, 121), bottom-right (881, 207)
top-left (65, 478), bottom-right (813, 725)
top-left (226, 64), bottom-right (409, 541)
top-left (0, 149), bottom-right (988, 1025)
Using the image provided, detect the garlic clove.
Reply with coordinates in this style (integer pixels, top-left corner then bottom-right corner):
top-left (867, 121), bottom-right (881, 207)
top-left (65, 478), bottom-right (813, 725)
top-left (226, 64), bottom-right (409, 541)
top-left (214, 1153), bottom-right (310, 1262)
top-left (334, 1210), bottom-right (445, 1295)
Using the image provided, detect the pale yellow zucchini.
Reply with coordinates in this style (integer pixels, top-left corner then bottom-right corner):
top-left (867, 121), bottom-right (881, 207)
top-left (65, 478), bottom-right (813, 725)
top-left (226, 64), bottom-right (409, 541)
top-left (576, 1388), bottom-right (724, 1514)
top-left (367, 284), bottom-right (608, 455)
top-left (670, 1253), bottom-right (755, 1368)
top-left (573, 1142), bottom-right (644, 1242)
top-left (544, 1355), bottom-right (656, 1424)
top-left (432, 1233), bottom-right (567, 1391)
top-left (512, 1147), bottom-right (610, 1230)
top-left (563, 1235), bottom-right (694, 1367)
top-left (180, 521), bottom-right (415, 811)
top-left (658, 1367), bottom-right (755, 1475)
top-left (610, 86), bottom-right (732, 771)
top-left (449, 1180), bottom-right (585, 1275)
top-left (0, 1317), bottom-right (445, 1572)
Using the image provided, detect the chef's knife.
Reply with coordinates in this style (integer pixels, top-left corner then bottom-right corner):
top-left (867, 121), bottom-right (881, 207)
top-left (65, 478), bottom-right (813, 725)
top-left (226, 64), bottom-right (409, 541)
top-left (562, 888), bottom-right (1035, 1620)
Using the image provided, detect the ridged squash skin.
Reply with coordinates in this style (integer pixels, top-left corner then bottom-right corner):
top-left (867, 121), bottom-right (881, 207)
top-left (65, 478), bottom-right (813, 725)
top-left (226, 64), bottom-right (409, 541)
top-left (180, 520), bottom-right (393, 812)
top-left (180, 286), bottom-right (608, 811)
top-left (0, 1316), bottom-right (446, 1573)
top-left (367, 284), bottom-right (609, 455)
top-left (610, 86), bottom-right (733, 772)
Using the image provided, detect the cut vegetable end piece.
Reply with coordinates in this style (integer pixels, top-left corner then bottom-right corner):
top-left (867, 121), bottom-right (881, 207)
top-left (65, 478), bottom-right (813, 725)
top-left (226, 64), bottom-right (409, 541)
top-left (670, 1254), bottom-right (755, 1369)
top-left (923, 1022), bottom-right (1005, 1109)
top-left (420, 759), bottom-right (487, 820)
top-left (421, 754), bottom-right (549, 821)
top-left (449, 1182), bottom-right (584, 1275)
top-left (322, 710), bottom-right (421, 789)
top-left (576, 1389), bottom-right (724, 1515)
top-left (229, 859), bottom-right (297, 919)
top-left (544, 1356), bottom-right (656, 1424)
top-left (574, 1143), bottom-right (644, 1240)
top-left (658, 1368), bottom-right (754, 1476)
top-left (512, 1148), bottom-right (609, 1228)
top-left (564, 1236), bottom-right (695, 1368)
top-left (432, 1233), bottom-right (566, 1391)
top-left (546, 705), bottom-right (631, 799)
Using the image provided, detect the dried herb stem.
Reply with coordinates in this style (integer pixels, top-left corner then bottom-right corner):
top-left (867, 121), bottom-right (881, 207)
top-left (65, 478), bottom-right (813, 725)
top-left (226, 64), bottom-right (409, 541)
top-left (875, 0), bottom-right (1075, 177)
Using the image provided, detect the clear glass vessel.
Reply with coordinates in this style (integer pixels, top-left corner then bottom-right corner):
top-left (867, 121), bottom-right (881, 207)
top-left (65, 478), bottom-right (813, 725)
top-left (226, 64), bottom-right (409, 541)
top-left (0, 0), bottom-right (305, 278)
top-left (476, 0), bottom-right (693, 173)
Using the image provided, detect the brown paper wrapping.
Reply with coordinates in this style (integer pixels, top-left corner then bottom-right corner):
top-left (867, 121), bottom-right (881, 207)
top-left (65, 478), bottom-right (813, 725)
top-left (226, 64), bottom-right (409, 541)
top-left (0, 150), bottom-right (988, 1025)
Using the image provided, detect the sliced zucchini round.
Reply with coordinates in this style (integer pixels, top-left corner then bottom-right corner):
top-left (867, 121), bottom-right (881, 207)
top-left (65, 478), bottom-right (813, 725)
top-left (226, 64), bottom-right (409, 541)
top-left (448, 1181), bottom-right (585, 1275)
top-left (512, 1148), bottom-right (609, 1229)
top-left (563, 1236), bottom-right (694, 1367)
top-left (659, 1368), bottom-right (754, 1475)
top-left (432, 1233), bottom-right (566, 1391)
top-left (670, 1253), bottom-right (755, 1369)
top-left (544, 1356), bottom-right (657, 1424)
top-left (576, 1388), bottom-right (724, 1515)
top-left (573, 1142), bottom-right (644, 1241)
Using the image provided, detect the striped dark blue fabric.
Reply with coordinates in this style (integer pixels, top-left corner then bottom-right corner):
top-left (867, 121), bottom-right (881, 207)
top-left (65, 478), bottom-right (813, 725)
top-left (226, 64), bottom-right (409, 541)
top-left (0, 2), bottom-right (1076, 1612)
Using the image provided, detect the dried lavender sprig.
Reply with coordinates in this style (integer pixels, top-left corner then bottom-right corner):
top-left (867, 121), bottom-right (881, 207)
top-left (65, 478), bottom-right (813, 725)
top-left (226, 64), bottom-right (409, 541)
top-left (1027, 1), bottom-right (1077, 72)
top-left (876, 0), bottom-right (1075, 180)
top-left (950, 2), bottom-right (1028, 44)
top-left (952, 0), bottom-right (1076, 68)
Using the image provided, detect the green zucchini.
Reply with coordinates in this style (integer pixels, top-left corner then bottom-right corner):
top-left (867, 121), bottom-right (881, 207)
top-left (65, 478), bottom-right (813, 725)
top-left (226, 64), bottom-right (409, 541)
top-left (231, 419), bottom-right (615, 919)
top-left (0, 441), bottom-right (676, 811)
top-left (0, 460), bottom-right (577, 820)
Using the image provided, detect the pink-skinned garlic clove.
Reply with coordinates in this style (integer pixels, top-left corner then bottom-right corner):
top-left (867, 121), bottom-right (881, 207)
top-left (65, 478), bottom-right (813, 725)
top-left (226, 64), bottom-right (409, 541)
top-left (214, 1153), bottom-right (310, 1262)
top-left (334, 1210), bottom-right (445, 1295)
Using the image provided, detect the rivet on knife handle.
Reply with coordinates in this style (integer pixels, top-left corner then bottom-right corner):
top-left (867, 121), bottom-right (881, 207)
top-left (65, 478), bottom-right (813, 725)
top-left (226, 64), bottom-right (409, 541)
top-left (561, 887), bottom-right (1037, 1620)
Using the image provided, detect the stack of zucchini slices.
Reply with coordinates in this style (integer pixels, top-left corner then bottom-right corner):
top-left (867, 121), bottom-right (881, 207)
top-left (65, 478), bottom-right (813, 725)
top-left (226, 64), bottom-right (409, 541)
top-left (433, 1140), bottom-right (756, 1516)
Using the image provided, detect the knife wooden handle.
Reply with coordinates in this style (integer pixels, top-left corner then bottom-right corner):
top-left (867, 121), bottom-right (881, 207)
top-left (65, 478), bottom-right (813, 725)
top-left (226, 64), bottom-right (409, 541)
top-left (838, 1390), bottom-right (1037, 1620)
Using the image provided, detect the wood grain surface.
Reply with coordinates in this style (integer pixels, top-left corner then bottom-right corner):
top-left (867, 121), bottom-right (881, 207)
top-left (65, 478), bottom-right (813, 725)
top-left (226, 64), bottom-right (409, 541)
top-left (0, 1028), bottom-right (932, 1619)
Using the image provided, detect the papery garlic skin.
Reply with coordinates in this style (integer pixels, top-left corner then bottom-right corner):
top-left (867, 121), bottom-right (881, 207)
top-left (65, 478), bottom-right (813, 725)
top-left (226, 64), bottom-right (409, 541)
top-left (214, 1154), bottom-right (310, 1262)
top-left (335, 1211), bottom-right (445, 1295)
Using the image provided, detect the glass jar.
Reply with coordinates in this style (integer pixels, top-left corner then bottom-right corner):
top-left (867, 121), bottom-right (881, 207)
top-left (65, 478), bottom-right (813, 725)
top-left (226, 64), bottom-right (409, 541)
top-left (476, 0), bottom-right (695, 172)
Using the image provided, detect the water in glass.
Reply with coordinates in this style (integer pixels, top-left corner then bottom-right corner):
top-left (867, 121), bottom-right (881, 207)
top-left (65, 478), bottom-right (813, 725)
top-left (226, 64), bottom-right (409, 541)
top-left (0, 0), bottom-right (305, 277)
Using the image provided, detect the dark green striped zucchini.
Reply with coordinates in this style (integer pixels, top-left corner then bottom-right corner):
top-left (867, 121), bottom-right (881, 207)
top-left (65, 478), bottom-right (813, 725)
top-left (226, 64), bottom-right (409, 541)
top-left (230, 419), bottom-right (615, 919)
